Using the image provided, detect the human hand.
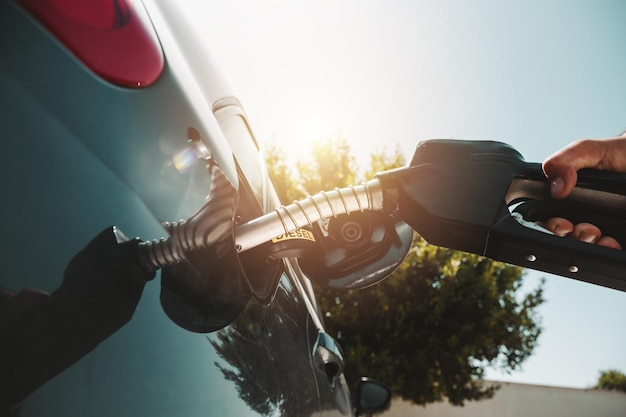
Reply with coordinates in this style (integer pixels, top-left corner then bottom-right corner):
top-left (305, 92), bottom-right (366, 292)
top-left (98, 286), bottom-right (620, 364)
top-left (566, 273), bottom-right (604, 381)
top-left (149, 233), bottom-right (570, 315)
top-left (540, 133), bottom-right (626, 249)
top-left (538, 217), bottom-right (622, 249)
top-left (542, 134), bottom-right (626, 199)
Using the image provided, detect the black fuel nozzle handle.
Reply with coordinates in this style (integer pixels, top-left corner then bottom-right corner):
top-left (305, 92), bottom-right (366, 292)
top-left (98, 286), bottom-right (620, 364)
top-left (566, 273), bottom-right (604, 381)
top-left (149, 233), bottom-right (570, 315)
top-left (377, 139), bottom-right (626, 292)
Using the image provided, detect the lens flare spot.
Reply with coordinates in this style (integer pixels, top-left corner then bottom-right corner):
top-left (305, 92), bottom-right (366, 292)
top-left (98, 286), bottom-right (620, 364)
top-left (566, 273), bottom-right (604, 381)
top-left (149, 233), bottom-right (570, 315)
top-left (172, 147), bottom-right (198, 172)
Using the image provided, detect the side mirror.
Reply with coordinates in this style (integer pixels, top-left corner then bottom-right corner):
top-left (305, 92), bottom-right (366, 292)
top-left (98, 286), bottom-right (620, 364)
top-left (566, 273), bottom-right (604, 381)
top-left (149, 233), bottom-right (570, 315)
top-left (354, 377), bottom-right (392, 416)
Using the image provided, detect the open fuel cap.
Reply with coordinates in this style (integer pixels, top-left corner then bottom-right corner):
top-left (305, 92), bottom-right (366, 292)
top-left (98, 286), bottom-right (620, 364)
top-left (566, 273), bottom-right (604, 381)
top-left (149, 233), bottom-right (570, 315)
top-left (160, 242), bottom-right (250, 333)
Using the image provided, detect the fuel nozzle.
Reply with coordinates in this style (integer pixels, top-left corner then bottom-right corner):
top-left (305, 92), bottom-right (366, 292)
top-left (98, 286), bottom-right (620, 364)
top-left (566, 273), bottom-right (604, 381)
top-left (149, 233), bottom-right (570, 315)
top-left (137, 165), bottom-right (411, 292)
top-left (375, 139), bottom-right (626, 292)
top-left (139, 139), bottom-right (626, 296)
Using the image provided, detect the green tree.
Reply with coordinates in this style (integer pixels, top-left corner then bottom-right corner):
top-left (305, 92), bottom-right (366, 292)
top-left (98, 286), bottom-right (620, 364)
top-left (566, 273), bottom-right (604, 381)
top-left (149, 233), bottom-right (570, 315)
top-left (264, 144), bottom-right (302, 204)
top-left (595, 370), bottom-right (626, 393)
top-left (319, 239), bottom-right (542, 406)
top-left (265, 139), bottom-right (544, 406)
top-left (296, 137), bottom-right (357, 195)
top-left (364, 144), bottom-right (406, 180)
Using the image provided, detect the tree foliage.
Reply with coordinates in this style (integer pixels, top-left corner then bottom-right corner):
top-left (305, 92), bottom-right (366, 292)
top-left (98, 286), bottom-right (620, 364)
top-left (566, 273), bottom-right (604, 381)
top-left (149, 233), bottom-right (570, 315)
top-left (264, 145), bottom-right (303, 204)
top-left (363, 144), bottom-right (406, 181)
top-left (595, 370), bottom-right (626, 393)
top-left (318, 239), bottom-right (543, 406)
top-left (296, 137), bottom-right (357, 195)
top-left (265, 137), bottom-right (545, 406)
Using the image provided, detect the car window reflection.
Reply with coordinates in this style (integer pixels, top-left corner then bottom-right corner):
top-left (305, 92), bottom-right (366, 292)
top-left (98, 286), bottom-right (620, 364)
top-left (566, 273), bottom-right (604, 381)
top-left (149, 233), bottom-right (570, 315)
top-left (209, 274), bottom-right (322, 416)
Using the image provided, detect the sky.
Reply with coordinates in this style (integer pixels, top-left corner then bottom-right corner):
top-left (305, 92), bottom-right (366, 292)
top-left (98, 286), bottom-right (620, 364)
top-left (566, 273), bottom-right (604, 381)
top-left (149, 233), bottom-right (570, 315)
top-left (187, 0), bottom-right (626, 389)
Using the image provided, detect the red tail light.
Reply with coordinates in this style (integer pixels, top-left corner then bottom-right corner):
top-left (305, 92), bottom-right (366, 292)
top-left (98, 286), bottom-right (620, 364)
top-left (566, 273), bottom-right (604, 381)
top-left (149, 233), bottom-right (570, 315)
top-left (19, 0), bottom-right (164, 88)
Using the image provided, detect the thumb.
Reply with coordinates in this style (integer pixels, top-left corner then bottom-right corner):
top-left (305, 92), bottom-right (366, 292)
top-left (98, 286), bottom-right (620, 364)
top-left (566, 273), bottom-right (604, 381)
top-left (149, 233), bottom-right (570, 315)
top-left (543, 136), bottom-right (626, 199)
top-left (542, 139), bottom-right (609, 199)
top-left (542, 162), bottom-right (578, 199)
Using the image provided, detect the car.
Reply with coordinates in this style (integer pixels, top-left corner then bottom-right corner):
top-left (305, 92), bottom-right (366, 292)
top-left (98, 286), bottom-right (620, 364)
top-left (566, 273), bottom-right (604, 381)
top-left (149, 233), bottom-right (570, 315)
top-left (0, 1), bottom-right (393, 416)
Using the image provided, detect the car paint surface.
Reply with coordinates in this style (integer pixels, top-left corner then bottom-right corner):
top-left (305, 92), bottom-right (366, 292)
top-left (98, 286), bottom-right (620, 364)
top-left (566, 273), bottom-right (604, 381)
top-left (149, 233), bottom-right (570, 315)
top-left (0, 1), bottom-right (351, 415)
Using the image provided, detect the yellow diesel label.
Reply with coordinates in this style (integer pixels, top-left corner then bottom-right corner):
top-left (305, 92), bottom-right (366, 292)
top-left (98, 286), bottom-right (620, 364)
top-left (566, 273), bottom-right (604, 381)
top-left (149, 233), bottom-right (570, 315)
top-left (272, 229), bottom-right (316, 243)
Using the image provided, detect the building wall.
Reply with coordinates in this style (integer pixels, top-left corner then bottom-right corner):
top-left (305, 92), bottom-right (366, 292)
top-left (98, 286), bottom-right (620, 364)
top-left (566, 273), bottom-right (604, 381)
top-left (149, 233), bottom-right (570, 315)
top-left (386, 381), bottom-right (626, 417)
